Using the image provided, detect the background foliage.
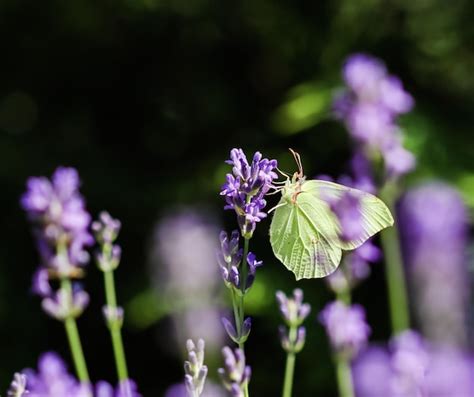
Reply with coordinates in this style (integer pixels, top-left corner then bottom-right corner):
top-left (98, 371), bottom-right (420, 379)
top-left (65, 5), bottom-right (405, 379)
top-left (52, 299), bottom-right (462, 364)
top-left (1, 0), bottom-right (473, 395)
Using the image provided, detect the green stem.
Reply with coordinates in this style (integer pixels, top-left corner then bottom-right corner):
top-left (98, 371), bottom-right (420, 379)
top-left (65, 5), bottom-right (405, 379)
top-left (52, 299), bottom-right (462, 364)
top-left (379, 189), bottom-right (410, 334)
top-left (336, 288), bottom-right (351, 305)
top-left (282, 326), bottom-right (297, 397)
top-left (335, 354), bottom-right (354, 397)
top-left (61, 279), bottom-right (90, 383)
top-left (103, 269), bottom-right (129, 381)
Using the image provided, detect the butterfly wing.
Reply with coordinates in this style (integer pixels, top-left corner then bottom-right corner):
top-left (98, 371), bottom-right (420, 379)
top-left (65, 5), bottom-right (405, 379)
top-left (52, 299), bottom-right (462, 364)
top-left (301, 179), bottom-right (394, 250)
top-left (270, 197), bottom-right (342, 280)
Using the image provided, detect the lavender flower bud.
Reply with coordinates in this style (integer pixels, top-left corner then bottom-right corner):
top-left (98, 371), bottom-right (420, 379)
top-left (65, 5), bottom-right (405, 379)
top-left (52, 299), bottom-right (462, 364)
top-left (276, 289), bottom-right (311, 327)
top-left (103, 305), bottom-right (124, 329)
top-left (96, 245), bottom-right (122, 272)
top-left (218, 347), bottom-right (251, 397)
top-left (42, 285), bottom-right (89, 320)
top-left (319, 301), bottom-right (370, 358)
top-left (7, 373), bottom-right (28, 397)
top-left (184, 339), bottom-right (208, 396)
top-left (221, 317), bottom-right (251, 345)
top-left (92, 211), bottom-right (121, 244)
top-left (277, 289), bottom-right (310, 355)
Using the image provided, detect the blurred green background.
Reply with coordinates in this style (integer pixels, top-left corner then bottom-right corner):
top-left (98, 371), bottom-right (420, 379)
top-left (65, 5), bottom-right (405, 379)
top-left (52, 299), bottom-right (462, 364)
top-left (1, 0), bottom-right (473, 395)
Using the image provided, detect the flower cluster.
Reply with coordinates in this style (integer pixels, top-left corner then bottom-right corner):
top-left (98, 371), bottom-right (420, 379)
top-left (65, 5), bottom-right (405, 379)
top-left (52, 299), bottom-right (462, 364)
top-left (21, 167), bottom-right (93, 277)
top-left (276, 289), bottom-right (311, 354)
top-left (184, 339), bottom-right (208, 397)
top-left (92, 211), bottom-right (122, 272)
top-left (399, 183), bottom-right (469, 347)
top-left (217, 231), bottom-right (263, 295)
top-left (22, 168), bottom-right (93, 320)
top-left (21, 352), bottom-right (140, 397)
top-left (218, 347), bottom-right (251, 397)
top-left (220, 149), bottom-right (278, 238)
top-left (319, 301), bottom-right (371, 358)
top-left (334, 54), bottom-right (415, 178)
top-left (353, 330), bottom-right (474, 397)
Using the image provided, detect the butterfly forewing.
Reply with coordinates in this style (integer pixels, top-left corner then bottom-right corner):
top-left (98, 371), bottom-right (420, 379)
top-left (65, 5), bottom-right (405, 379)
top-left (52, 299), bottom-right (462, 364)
top-left (270, 196), bottom-right (342, 280)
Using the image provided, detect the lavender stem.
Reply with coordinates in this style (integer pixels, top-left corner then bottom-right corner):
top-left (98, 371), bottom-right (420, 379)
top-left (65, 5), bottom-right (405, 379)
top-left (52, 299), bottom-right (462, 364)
top-left (282, 326), bottom-right (297, 397)
top-left (335, 354), bottom-right (354, 397)
top-left (380, 187), bottom-right (410, 334)
top-left (61, 278), bottom-right (90, 383)
top-left (104, 269), bottom-right (129, 381)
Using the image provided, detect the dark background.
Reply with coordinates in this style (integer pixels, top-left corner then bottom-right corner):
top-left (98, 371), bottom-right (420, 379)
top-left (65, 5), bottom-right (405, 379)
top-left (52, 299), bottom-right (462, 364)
top-left (1, 0), bottom-right (473, 395)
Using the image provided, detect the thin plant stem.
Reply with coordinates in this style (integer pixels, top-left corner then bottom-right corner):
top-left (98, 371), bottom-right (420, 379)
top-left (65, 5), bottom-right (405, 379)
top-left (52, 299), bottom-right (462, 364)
top-left (336, 288), bottom-right (351, 305)
top-left (240, 237), bottom-right (250, 397)
top-left (103, 269), bottom-right (129, 381)
top-left (335, 354), bottom-right (354, 397)
top-left (281, 326), bottom-right (297, 397)
top-left (379, 187), bottom-right (410, 334)
top-left (61, 279), bottom-right (90, 383)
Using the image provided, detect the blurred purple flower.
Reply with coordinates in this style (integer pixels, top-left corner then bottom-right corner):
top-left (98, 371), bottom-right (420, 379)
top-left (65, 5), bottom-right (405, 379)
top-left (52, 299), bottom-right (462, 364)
top-left (319, 301), bottom-right (370, 357)
top-left (24, 352), bottom-right (89, 397)
top-left (95, 380), bottom-right (141, 397)
top-left (353, 331), bottom-right (474, 397)
top-left (21, 167), bottom-right (93, 276)
top-left (220, 149), bottom-right (278, 238)
top-left (335, 54), bottom-right (415, 178)
top-left (150, 209), bottom-right (225, 353)
top-left (399, 183), bottom-right (469, 347)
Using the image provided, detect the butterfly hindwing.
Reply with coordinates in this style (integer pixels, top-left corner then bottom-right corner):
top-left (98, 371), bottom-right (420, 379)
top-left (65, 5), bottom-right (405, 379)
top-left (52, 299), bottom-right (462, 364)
top-left (302, 179), bottom-right (394, 250)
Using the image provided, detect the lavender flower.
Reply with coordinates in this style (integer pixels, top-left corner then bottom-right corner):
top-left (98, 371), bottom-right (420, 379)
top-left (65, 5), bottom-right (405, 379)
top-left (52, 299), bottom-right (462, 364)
top-left (21, 167), bottom-right (93, 277)
top-left (92, 212), bottom-right (122, 272)
top-left (41, 284), bottom-right (90, 320)
top-left (150, 210), bottom-right (225, 353)
top-left (218, 347), bottom-right (251, 397)
top-left (319, 301), bottom-right (370, 358)
top-left (22, 168), bottom-right (92, 320)
top-left (95, 380), bottom-right (141, 397)
top-left (353, 330), bottom-right (474, 397)
top-left (334, 54), bottom-right (415, 179)
top-left (399, 183), bottom-right (469, 347)
top-left (7, 373), bottom-right (28, 397)
top-left (220, 149), bottom-right (278, 238)
top-left (184, 339), bottom-right (208, 397)
top-left (24, 352), bottom-right (90, 397)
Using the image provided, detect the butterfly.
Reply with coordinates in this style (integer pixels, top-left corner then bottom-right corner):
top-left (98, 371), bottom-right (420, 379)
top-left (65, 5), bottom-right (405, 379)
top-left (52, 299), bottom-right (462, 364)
top-left (269, 149), bottom-right (393, 280)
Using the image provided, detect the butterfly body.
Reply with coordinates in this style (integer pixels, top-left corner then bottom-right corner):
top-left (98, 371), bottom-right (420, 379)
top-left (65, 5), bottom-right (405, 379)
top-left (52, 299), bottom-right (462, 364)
top-left (270, 177), bottom-right (393, 280)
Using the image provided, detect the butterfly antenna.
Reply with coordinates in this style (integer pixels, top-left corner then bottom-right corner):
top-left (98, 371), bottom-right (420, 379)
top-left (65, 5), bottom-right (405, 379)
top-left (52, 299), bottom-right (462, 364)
top-left (268, 202), bottom-right (287, 214)
top-left (289, 148), bottom-right (304, 177)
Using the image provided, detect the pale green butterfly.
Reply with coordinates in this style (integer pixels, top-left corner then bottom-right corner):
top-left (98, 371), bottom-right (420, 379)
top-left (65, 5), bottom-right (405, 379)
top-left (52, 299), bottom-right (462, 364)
top-left (269, 149), bottom-right (394, 280)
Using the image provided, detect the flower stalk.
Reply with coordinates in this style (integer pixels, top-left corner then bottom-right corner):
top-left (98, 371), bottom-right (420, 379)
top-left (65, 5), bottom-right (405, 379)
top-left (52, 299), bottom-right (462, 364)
top-left (380, 186), bottom-right (410, 334)
top-left (93, 211), bottom-right (129, 382)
